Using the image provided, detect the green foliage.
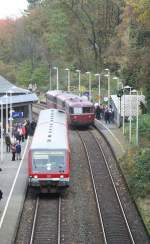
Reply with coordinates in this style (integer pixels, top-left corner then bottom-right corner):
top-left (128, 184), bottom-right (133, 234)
top-left (145, 75), bottom-right (150, 112)
top-left (139, 114), bottom-right (150, 132)
top-left (31, 65), bottom-right (48, 86)
top-left (16, 60), bottom-right (33, 86)
top-left (127, 148), bottom-right (150, 199)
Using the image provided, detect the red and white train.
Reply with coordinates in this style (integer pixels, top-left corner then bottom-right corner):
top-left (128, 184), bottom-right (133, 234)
top-left (46, 90), bottom-right (95, 127)
top-left (28, 108), bottom-right (70, 192)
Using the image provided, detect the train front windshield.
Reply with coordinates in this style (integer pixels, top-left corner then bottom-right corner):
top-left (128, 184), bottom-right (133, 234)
top-left (32, 151), bottom-right (66, 173)
top-left (69, 107), bottom-right (94, 114)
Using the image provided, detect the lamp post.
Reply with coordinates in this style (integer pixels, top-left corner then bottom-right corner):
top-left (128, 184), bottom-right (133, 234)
top-left (49, 64), bottom-right (52, 90)
top-left (53, 67), bottom-right (59, 90)
top-left (112, 76), bottom-right (123, 91)
top-left (122, 88), bottom-right (125, 135)
top-left (0, 101), bottom-right (3, 163)
top-left (117, 89), bottom-right (123, 128)
top-left (65, 68), bottom-right (70, 92)
top-left (104, 68), bottom-right (110, 107)
top-left (124, 85), bottom-right (132, 143)
top-left (86, 71), bottom-right (91, 101)
top-left (76, 69), bottom-right (81, 96)
top-left (5, 92), bottom-right (8, 134)
top-left (131, 89), bottom-right (139, 145)
top-left (8, 90), bottom-right (13, 137)
top-left (95, 73), bottom-right (101, 105)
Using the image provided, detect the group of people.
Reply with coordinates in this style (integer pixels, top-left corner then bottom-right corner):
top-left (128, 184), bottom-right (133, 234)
top-left (4, 119), bottom-right (37, 161)
top-left (95, 104), bottom-right (114, 124)
top-left (0, 119), bottom-right (37, 202)
top-left (5, 126), bottom-right (24, 161)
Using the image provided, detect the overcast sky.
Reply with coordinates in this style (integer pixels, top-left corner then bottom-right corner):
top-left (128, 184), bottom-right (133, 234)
top-left (0, 0), bottom-right (28, 19)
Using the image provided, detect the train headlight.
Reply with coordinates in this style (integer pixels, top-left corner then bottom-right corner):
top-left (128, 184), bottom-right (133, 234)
top-left (34, 175), bottom-right (38, 178)
top-left (60, 175), bottom-right (64, 178)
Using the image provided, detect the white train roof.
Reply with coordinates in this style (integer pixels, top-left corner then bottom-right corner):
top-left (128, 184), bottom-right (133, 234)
top-left (66, 97), bottom-right (94, 107)
top-left (30, 109), bottom-right (68, 151)
top-left (46, 90), bottom-right (63, 97)
top-left (57, 93), bottom-right (78, 102)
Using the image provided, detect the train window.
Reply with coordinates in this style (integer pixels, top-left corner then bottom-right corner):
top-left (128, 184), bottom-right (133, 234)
top-left (83, 107), bottom-right (91, 113)
top-left (32, 151), bottom-right (66, 173)
top-left (69, 107), bottom-right (74, 114)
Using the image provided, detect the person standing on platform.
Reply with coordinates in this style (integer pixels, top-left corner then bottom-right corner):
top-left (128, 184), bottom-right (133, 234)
top-left (104, 107), bottom-right (110, 124)
top-left (16, 141), bottom-right (21, 160)
top-left (11, 143), bottom-right (16, 161)
top-left (95, 105), bottom-right (101, 120)
top-left (21, 125), bottom-right (26, 142)
top-left (5, 133), bottom-right (11, 152)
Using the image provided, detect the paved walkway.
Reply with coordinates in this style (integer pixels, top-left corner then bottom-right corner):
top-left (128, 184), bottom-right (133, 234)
top-left (95, 119), bottom-right (129, 160)
top-left (0, 138), bottom-right (30, 244)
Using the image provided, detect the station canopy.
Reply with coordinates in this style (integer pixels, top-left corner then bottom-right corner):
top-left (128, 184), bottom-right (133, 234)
top-left (0, 75), bottom-right (38, 104)
top-left (0, 75), bottom-right (30, 94)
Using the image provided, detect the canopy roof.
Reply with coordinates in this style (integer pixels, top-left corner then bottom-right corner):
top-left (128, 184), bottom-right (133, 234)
top-left (0, 75), bottom-right (29, 94)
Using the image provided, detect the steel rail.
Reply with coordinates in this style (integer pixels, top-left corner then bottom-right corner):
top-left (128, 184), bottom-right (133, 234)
top-left (90, 130), bottom-right (136, 244)
top-left (30, 196), bottom-right (39, 244)
top-left (77, 131), bottom-right (107, 244)
top-left (57, 195), bottom-right (61, 244)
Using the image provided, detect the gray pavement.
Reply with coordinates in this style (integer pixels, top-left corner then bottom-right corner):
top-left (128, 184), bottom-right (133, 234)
top-left (0, 138), bottom-right (30, 244)
top-left (94, 119), bottom-right (129, 159)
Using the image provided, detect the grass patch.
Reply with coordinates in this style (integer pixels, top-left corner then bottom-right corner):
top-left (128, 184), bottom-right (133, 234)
top-left (120, 145), bottom-right (150, 235)
top-left (137, 197), bottom-right (150, 235)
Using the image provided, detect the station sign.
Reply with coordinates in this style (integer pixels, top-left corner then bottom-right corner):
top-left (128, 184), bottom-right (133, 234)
top-left (12, 112), bottom-right (24, 118)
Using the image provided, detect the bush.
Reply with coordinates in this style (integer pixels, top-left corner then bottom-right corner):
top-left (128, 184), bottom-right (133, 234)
top-left (128, 148), bottom-right (150, 199)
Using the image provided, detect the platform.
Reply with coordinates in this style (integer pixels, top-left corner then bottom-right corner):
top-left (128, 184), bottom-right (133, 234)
top-left (94, 119), bottom-right (129, 159)
top-left (0, 138), bottom-right (30, 244)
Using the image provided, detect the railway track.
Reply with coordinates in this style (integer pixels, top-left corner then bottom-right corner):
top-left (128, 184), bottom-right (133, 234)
top-left (77, 129), bottom-right (135, 244)
top-left (30, 195), bottom-right (61, 244)
top-left (15, 190), bottom-right (62, 244)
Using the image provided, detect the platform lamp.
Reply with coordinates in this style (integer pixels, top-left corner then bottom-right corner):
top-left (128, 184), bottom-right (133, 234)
top-left (5, 92), bottom-right (8, 134)
top-left (8, 89), bottom-right (13, 137)
top-left (112, 76), bottom-right (123, 91)
top-left (49, 64), bottom-right (52, 90)
top-left (53, 67), bottom-right (59, 90)
top-left (117, 88), bottom-right (123, 128)
top-left (131, 89), bottom-right (139, 145)
top-left (76, 69), bottom-right (81, 96)
top-left (95, 73), bottom-right (101, 105)
top-left (65, 68), bottom-right (71, 92)
top-left (104, 69), bottom-right (110, 107)
top-left (85, 71), bottom-right (91, 101)
top-left (124, 85), bottom-right (132, 143)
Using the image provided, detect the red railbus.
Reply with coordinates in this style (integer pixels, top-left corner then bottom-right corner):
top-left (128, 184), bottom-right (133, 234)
top-left (28, 109), bottom-right (70, 193)
top-left (46, 90), bottom-right (95, 127)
